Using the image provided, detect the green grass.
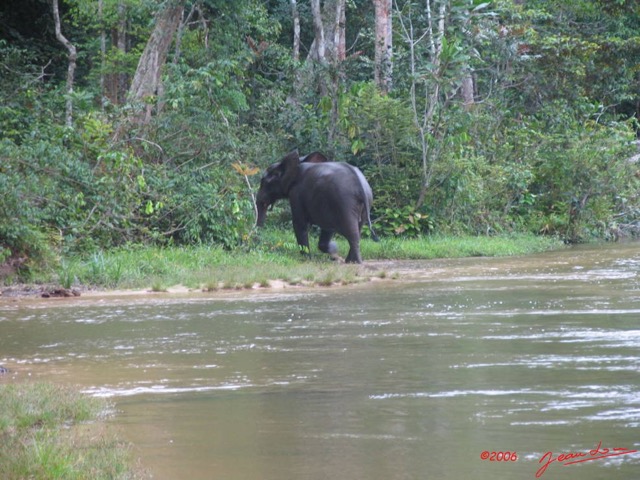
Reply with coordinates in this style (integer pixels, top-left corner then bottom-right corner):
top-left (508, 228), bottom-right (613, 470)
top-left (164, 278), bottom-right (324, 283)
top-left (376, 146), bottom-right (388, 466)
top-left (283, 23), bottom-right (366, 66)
top-left (41, 230), bottom-right (562, 292)
top-left (361, 233), bottom-right (562, 259)
top-left (0, 382), bottom-right (143, 480)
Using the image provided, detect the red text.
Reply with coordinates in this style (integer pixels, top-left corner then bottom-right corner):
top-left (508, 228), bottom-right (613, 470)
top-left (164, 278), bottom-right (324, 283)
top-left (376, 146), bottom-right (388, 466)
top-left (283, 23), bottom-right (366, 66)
top-left (536, 441), bottom-right (637, 478)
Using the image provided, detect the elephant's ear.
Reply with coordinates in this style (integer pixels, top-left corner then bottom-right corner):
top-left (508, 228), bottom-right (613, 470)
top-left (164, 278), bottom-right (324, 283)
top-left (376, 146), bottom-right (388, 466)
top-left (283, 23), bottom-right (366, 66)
top-left (300, 151), bottom-right (329, 163)
top-left (281, 150), bottom-right (301, 194)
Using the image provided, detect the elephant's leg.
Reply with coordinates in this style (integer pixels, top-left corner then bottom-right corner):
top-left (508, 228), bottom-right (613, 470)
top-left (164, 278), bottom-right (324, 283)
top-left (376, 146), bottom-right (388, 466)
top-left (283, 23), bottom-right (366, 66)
top-left (292, 222), bottom-right (310, 255)
top-left (318, 229), bottom-right (338, 255)
top-left (289, 201), bottom-right (311, 255)
top-left (335, 214), bottom-right (363, 263)
top-left (345, 237), bottom-right (362, 264)
top-left (344, 217), bottom-right (363, 263)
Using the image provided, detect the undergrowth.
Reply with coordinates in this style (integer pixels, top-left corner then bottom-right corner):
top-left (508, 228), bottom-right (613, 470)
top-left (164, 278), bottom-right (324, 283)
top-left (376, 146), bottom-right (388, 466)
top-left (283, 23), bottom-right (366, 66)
top-left (0, 382), bottom-right (143, 480)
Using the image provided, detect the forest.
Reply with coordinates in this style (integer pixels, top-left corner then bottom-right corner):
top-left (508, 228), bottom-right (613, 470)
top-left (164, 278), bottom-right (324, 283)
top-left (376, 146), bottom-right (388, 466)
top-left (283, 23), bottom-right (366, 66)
top-left (1, 0), bottom-right (640, 277)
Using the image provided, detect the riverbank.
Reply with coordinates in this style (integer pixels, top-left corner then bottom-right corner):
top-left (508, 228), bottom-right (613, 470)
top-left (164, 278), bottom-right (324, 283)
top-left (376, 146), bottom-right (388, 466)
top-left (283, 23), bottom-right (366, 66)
top-left (1, 233), bottom-right (562, 298)
top-left (0, 382), bottom-right (144, 480)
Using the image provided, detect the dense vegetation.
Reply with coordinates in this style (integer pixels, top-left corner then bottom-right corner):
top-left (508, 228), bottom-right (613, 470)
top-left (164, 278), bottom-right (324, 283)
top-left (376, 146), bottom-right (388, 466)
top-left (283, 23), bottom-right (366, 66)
top-left (1, 0), bottom-right (639, 280)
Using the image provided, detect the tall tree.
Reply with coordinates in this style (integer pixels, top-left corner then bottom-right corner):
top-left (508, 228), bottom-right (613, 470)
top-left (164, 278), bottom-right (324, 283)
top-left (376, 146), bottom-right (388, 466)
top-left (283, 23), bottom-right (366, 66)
top-left (309, 0), bottom-right (327, 62)
top-left (373, 0), bottom-right (392, 93)
top-left (396, 0), bottom-right (465, 208)
top-left (127, 0), bottom-right (184, 126)
top-left (52, 0), bottom-right (77, 126)
top-left (116, 2), bottom-right (128, 103)
top-left (101, 1), bottom-right (129, 105)
top-left (98, 0), bottom-right (106, 104)
top-left (308, 0), bottom-right (347, 64)
top-left (334, 0), bottom-right (346, 61)
top-left (290, 0), bottom-right (301, 61)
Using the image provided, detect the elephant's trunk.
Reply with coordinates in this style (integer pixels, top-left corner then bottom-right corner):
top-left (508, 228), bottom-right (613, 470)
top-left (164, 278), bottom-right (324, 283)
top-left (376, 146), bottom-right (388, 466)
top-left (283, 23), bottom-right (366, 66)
top-left (256, 202), bottom-right (268, 227)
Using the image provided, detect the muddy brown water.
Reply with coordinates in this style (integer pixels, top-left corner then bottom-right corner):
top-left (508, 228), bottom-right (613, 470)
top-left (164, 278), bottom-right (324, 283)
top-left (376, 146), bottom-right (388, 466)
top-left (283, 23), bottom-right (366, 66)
top-left (1, 243), bottom-right (640, 479)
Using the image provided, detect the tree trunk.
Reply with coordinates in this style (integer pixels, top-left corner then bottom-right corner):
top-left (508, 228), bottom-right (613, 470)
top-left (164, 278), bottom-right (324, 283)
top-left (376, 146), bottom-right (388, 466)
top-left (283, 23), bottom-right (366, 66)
top-left (309, 0), bottom-right (326, 63)
top-left (373, 0), bottom-right (392, 93)
top-left (301, 0), bottom-right (348, 146)
top-left (117, 2), bottom-right (127, 103)
top-left (460, 3), bottom-right (476, 110)
top-left (98, 0), bottom-right (106, 105)
top-left (333, 0), bottom-right (346, 61)
top-left (308, 0), bottom-right (347, 64)
top-left (173, 3), bottom-right (196, 64)
top-left (127, 1), bottom-right (184, 126)
top-left (461, 74), bottom-right (475, 109)
top-left (104, 2), bottom-right (127, 105)
top-left (52, 0), bottom-right (77, 127)
top-left (290, 0), bottom-right (300, 61)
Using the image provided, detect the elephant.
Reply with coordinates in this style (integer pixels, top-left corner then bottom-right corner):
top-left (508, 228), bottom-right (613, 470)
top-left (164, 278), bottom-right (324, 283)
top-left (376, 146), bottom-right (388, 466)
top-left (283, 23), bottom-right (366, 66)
top-left (256, 150), bottom-right (378, 263)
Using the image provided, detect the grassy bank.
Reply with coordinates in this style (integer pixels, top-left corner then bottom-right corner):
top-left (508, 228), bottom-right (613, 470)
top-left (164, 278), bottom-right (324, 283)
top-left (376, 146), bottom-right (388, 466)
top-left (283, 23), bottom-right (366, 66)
top-left (42, 231), bottom-right (562, 292)
top-left (0, 382), bottom-right (142, 480)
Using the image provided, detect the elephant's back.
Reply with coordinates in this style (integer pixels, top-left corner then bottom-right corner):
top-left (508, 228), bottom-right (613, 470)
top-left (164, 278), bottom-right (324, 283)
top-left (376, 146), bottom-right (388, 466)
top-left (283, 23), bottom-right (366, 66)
top-left (301, 161), bottom-right (352, 175)
top-left (302, 162), bottom-right (366, 184)
top-left (300, 162), bottom-right (372, 201)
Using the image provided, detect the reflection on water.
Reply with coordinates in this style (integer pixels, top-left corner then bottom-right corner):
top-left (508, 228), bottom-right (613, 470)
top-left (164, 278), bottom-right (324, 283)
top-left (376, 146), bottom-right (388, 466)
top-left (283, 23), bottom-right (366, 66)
top-left (2, 243), bottom-right (640, 479)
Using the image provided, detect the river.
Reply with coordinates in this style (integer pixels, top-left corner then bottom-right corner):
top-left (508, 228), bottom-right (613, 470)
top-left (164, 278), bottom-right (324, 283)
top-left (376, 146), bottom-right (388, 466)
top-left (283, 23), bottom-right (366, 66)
top-left (1, 242), bottom-right (639, 479)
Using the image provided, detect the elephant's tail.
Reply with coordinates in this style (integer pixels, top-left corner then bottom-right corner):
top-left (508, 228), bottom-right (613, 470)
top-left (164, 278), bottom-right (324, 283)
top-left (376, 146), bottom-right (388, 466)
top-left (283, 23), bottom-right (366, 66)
top-left (366, 210), bottom-right (380, 242)
top-left (352, 166), bottom-right (380, 242)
